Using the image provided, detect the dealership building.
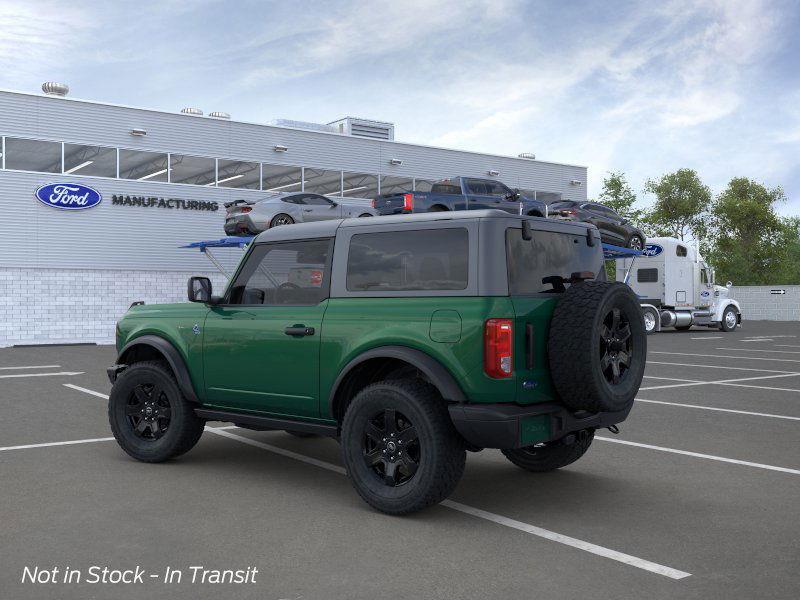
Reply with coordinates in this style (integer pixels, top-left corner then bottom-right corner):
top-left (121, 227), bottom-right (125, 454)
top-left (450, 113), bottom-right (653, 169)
top-left (0, 84), bottom-right (588, 347)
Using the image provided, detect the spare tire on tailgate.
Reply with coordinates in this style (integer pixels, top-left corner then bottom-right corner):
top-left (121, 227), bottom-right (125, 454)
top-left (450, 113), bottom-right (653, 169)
top-left (548, 281), bottom-right (646, 413)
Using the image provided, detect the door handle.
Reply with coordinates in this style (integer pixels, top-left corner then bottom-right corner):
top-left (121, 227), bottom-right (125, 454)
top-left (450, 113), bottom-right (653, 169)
top-left (285, 325), bottom-right (315, 337)
top-left (303, 209), bottom-right (313, 212)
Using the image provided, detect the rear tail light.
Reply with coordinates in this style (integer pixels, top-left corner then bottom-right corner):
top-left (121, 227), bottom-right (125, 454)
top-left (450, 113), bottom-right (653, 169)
top-left (240, 207), bottom-right (252, 213)
top-left (402, 193), bottom-right (414, 211)
top-left (484, 319), bottom-right (513, 378)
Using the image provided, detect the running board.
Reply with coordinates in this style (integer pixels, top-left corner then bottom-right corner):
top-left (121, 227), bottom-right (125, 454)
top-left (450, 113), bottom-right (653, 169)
top-left (195, 408), bottom-right (338, 437)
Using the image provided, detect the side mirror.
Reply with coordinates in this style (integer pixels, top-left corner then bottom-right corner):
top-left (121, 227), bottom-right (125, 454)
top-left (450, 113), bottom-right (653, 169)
top-left (726, 281), bottom-right (732, 289)
top-left (188, 276), bottom-right (212, 303)
top-left (329, 201), bottom-right (339, 208)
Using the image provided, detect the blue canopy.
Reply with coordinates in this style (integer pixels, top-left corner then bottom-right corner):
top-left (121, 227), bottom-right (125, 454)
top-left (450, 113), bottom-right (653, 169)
top-left (180, 236), bottom-right (254, 250)
top-left (602, 243), bottom-right (641, 259)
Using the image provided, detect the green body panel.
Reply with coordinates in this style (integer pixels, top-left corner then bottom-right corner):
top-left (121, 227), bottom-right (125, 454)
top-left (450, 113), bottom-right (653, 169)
top-left (318, 296), bottom-right (519, 420)
top-left (519, 414), bottom-right (552, 445)
top-left (509, 296), bottom-right (561, 403)
top-left (201, 302), bottom-right (327, 418)
top-left (115, 295), bottom-right (562, 423)
top-left (115, 303), bottom-right (210, 397)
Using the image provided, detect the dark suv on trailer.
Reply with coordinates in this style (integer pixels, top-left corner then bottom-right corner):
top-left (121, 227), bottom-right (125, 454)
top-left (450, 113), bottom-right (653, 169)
top-left (108, 210), bottom-right (646, 514)
top-left (549, 200), bottom-right (646, 249)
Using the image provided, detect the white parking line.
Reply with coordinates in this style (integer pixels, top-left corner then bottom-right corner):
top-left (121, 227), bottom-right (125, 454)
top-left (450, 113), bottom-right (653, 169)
top-left (690, 336), bottom-right (723, 340)
top-left (596, 437), bottom-right (800, 475)
top-left (647, 360), bottom-right (798, 374)
top-left (207, 427), bottom-right (691, 580)
top-left (643, 375), bottom-right (703, 383)
top-left (777, 345), bottom-right (800, 349)
top-left (0, 371), bottom-right (84, 379)
top-left (0, 437), bottom-right (115, 452)
top-left (63, 383), bottom-right (111, 399)
top-left (639, 372), bottom-right (800, 391)
top-left (716, 348), bottom-right (800, 354)
top-left (0, 365), bottom-right (61, 370)
top-left (635, 398), bottom-right (800, 421)
top-left (740, 339), bottom-right (773, 342)
top-left (650, 351), bottom-right (800, 364)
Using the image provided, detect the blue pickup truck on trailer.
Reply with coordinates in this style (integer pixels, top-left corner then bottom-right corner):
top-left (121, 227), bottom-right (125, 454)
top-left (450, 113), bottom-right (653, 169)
top-left (372, 177), bottom-right (548, 217)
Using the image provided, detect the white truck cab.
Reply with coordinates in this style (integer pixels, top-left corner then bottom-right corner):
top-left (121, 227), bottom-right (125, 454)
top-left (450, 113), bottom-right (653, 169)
top-left (615, 237), bottom-right (742, 334)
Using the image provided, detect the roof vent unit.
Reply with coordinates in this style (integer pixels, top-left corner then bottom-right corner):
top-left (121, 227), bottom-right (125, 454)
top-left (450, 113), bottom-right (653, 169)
top-left (180, 107), bottom-right (203, 116)
top-left (42, 82), bottom-right (69, 96)
top-left (518, 152), bottom-right (536, 160)
top-left (328, 117), bottom-right (394, 141)
top-left (269, 119), bottom-right (337, 134)
top-left (209, 111), bottom-right (230, 119)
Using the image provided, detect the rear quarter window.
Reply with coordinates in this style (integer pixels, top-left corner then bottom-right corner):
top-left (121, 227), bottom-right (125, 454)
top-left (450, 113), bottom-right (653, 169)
top-left (506, 228), bottom-right (604, 294)
top-left (346, 229), bottom-right (468, 291)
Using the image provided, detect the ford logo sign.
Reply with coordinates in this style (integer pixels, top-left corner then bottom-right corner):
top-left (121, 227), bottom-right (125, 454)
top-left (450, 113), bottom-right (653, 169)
top-left (701, 290), bottom-right (710, 297)
top-left (642, 243), bottom-right (663, 257)
top-left (35, 183), bottom-right (102, 210)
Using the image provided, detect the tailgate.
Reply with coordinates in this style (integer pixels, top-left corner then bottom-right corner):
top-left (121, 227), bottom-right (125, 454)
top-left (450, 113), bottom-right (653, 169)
top-left (372, 192), bottom-right (428, 214)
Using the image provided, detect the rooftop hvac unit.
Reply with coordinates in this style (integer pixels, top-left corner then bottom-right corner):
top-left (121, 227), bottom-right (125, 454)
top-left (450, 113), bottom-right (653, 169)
top-left (42, 82), bottom-right (69, 96)
top-left (328, 117), bottom-right (395, 141)
top-left (181, 107), bottom-right (204, 116)
top-left (209, 111), bottom-right (230, 119)
top-left (269, 119), bottom-right (337, 134)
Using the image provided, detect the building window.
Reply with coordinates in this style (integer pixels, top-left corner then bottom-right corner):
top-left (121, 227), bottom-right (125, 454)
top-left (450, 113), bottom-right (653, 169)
top-left (347, 229), bottom-right (469, 292)
top-left (262, 163), bottom-right (302, 193)
top-left (170, 154), bottom-right (216, 186)
top-left (4, 138), bottom-right (61, 173)
top-left (379, 175), bottom-right (413, 196)
top-left (413, 178), bottom-right (436, 192)
top-left (63, 144), bottom-right (117, 177)
top-left (217, 159), bottom-right (260, 189)
top-left (119, 149), bottom-right (169, 182)
top-left (341, 172), bottom-right (379, 199)
top-left (304, 168), bottom-right (342, 196)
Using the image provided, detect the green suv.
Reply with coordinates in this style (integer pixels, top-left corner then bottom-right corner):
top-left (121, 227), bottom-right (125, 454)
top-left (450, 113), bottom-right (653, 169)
top-left (108, 210), bottom-right (646, 514)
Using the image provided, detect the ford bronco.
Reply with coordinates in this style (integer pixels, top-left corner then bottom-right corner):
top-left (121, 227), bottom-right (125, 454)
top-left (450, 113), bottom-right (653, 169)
top-left (108, 210), bottom-right (646, 514)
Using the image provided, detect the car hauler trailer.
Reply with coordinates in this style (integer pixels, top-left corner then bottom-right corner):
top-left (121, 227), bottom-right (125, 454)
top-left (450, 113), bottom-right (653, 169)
top-left (615, 237), bottom-right (742, 334)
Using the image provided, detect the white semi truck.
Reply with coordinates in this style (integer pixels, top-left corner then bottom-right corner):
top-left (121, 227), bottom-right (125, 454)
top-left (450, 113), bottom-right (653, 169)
top-left (615, 237), bottom-right (742, 334)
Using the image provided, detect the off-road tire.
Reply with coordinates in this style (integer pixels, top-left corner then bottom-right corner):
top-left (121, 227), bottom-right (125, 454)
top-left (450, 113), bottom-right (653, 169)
top-left (270, 213), bottom-right (294, 227)
top-left (719, 306), bottom-right (738, 332)
top-left (548, 281), bottom-right (646, 413)
top-left (340, 380), bottom-right (465, 515)
top-left (108, 361), bottom-right (204, 463)
top-left (502, 430), bottom-right (595, 472)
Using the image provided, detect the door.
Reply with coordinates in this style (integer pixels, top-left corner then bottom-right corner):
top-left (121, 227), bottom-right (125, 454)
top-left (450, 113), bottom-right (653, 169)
top-left (299, 194), bottom-right (342, 222)
top-left (583, 204), bottom-right (620, 243)
top-left (486, 180), bottom-right (520, 214)
top-left (697, 263), bottom-right (714, 307)
top-left (202, 238), bottom-right (333, 418)
top-left (465, 179), bottom-right (503, 210)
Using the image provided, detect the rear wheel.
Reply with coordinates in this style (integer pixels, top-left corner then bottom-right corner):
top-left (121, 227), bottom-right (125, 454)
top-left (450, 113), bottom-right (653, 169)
top-left (430, 205), bottom-right (448, 212)
top-left (270, 213), bottom-right (294, 227)
top-left (108, 361), bottom-right (204, 462)
top-left (720, 306), bottom-right (738, 332)
top-left (340, 380), bottom-right (465, 514)
top-left (643, 306), bottom-right (658, 335)
top-left (502, 430), bottom-right (594, 472)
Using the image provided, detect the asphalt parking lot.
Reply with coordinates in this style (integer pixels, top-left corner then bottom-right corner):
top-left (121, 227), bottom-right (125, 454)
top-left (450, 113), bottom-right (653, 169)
top-left (2, 321), bottom-right (799, 600)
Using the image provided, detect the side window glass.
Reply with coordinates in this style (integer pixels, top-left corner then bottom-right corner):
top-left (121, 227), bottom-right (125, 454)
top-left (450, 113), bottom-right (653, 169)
top-left (304, 195), bottom-right (332, 206)
top-left (466, 180), bottom-right (488, 195)
top-left (229, 239), bottom-right (332, 305)
top-left (676, 245), bottom-right (688, 257)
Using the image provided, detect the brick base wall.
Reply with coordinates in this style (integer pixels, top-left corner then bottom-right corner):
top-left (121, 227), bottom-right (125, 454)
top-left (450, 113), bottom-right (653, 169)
top-left (1, 268), bottom-right (228, 347)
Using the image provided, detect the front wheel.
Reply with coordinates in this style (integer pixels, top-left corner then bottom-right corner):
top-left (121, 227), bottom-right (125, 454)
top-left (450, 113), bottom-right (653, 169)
top-left (502, 430), bottom-right (594, 472)
top-left (627, 235), bottom-right (644, 251)
top-left (643, 306), bottom-right (658, 335)
top-left (108, 361), bottom-right (204, 462)
top-left (720, 306), bottom-right (738, 332)
top-left (340, 380), bottom-right (465, 515)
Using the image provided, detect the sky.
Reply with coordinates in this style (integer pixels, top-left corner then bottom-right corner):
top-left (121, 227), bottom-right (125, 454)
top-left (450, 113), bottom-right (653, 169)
top-left (1, 0), bottom-right (799, 214)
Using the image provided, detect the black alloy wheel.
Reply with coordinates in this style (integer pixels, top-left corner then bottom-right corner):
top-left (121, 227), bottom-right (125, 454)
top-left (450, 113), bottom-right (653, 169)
top-left (599, 307), bottom-right (632, 385)
top-left (126, 382), bottom-right (172, 440)
top-left (628, 236), bottom-right (644, 251)
top-left (271, 214), bottom-right (294, 227)
top-left (363, 408), bottom-right (420, 486)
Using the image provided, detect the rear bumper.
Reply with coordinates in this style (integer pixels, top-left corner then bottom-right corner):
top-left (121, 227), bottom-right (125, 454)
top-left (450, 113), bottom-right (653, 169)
top-left (448, 402), bottom-right (632, 450)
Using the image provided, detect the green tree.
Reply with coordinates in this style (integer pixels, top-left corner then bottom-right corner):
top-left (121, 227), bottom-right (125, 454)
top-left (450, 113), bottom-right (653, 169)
top-left (706, 177), bottom-right (789, 285)
top-left (642, 169), bottom-right (711, 241)
top-left (598, 171), bottom-right (642, 226)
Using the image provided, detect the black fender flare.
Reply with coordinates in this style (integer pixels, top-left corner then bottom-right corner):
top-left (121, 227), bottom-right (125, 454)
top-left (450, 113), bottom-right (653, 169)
top-left (117, 335), bottom-right (200, 403)
top-left (328, 345), bottom-right (466, 416)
